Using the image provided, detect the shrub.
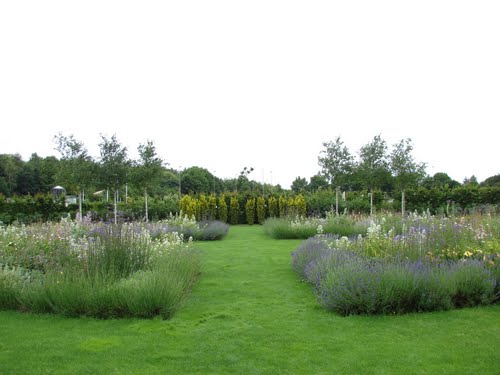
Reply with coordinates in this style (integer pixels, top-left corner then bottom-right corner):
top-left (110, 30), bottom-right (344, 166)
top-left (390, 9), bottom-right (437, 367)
top-left (257, 197), bottom-right (266, 225)
top-left (295, 194), bottom-right (307, 218)
top-left (263, 214), bottom-right (366, 240)
top-left (245, 198), bottom-right (255, 225)
top-left (208, 194), bottom-right (217, 221)
top-left (0, 220), bottom-right (202, 319)
top-left (180, 195), bottom-right (197, 220)
top-left (194, 221), bottom-right (229, 241)
top-left (291, 229), bottom-right (498, 316)
top-left (0, 266), bottom-right (27, 310)
top-left (449, 260), bottom-right (496, 307)
top-left (268, 196), bottom-right (278, 218)
top-left (198, 195), bottom-right (209, 221)
top-left (218, 194), bottom-right (228, 223)
top-left (279, 195), bottom-right (287, 218)
top-left (263, 217), bottom-right (317, 239)
top-left (291, 237), bottom-right (333, 279)
top-left (229, 197), bottom-right (239, 225)
top-left (287, 196), bottom-right (297, 217)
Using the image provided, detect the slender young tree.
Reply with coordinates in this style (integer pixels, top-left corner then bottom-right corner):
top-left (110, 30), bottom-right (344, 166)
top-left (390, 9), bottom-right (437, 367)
top-left (318, 136), bottom-right (354, 213)
top-left (54, 133), bottom-right (95, 219)
top-left (131, 140), bottom-right (165, 222)
top-left (357, 135), bottom-right (390, 215)
top-left (389, 138), bottom-right (426, 215)
top-left (99, 134), bottom-right (129, 224)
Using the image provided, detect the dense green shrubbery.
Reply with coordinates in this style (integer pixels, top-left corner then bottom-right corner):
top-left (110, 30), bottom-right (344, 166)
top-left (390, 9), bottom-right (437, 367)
top-left (268, 196), bottom-right (278, 218)
top-left (245, 198), bottom-right (255, 225)
top-left (229, 196), bottom-right (239, 225)
top-left (257, 197), bottom-right (266, 225)
top-left (2, 187), bottom-right (497, 226)
top-left (218, 194), bottom-right (228, 223)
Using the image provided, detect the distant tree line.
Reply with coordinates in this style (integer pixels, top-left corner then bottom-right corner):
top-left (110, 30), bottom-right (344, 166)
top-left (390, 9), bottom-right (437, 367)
top-left (293, 135), bottom-right (499, 215)
top-left (0, 133), bottom-right (498, 224)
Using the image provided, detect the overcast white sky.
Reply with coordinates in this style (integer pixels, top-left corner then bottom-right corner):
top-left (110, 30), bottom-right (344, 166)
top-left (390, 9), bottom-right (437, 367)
top-left (1, 1), bottom-right (499, 188)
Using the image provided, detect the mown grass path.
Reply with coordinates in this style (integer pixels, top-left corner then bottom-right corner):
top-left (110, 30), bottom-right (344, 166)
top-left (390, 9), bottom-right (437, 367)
top-left (1, 225), bottom-right (499, 374)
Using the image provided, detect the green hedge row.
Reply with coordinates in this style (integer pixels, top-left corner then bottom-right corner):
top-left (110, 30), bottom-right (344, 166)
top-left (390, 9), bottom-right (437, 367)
top-left (1, 186), bottom-right (498, 225)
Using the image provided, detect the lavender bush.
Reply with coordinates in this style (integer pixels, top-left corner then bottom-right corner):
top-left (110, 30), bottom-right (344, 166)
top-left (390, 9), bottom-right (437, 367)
top-left (291, 215), bottom-right (499, 316)
top-left (147, 213), bottom-right (229, 241)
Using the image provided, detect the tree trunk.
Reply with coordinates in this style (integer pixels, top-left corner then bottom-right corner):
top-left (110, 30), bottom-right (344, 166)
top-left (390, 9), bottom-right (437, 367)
top-left (335, 187), bottom-right (339, 215)
top-left (114, 190), bottom-right (118, 224)
top-left (144, 188), bottom-right (149, 223)
top-left (78, 190), bottom-right (83, 221)
top-left (401, 189), bottom-right (405, 216)
top-left (370, 187), bottom-right (373, 216)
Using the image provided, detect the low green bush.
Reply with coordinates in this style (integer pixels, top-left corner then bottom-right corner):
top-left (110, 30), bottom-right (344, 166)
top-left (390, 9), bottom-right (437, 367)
top-left (263, 214), bottom-right (366, 240)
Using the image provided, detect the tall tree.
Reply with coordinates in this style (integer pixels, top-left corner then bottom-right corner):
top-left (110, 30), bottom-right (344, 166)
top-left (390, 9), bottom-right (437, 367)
top-left (0, 154), bottom-right (23, 196)
top-left (422, 172), bottom-right (460, 189)
top-left (318, 136), bottom-right (354, 213)
top-left (16, 154), bottom-right (58, 195)
top-left (181, 166), bottom-right (213, 194)
top-left (389, 138), bottom-right (426, 215)
top-left (291, 176), bottom-right (308, 193)
top-left (357, 135), bottom-right (390, 215)
top-left (463, 175), bottom-right (479, 186)
top-left (54, 133), bottom-right (95, 219)
top-left (131, 140), bottom-right (165, 222)
top-left (236, 166), bottom-right (254, 192)
top-left (480, 174), bottom-right (500, 187)
top-left (99, 134), bottom-right (129, 223)
top-left (307, 174), bottom-right (329, 192)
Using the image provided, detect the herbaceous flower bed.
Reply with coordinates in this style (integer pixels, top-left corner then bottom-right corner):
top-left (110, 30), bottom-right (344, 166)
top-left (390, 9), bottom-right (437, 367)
top-left (0, 216), bottom-right (228, 319)
top-left (292, 213), bottom-right (500, 316)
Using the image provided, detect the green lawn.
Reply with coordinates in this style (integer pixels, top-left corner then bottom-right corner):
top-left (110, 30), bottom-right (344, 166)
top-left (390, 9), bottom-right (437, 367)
top-left (1, 225), bottom-right (499, 374)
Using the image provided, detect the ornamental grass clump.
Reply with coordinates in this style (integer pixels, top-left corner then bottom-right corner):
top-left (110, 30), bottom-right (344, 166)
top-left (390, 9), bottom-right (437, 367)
top-left (264, 213), bottom-right (366, 240)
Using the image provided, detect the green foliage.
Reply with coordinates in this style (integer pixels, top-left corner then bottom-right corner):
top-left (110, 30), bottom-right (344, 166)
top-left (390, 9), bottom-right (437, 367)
top-left (263, 217), bottom-right (316, 239)
top-left (198, 194), bottom-right (209, 221)
top-left (268, 196), bottom-right (278, 218)
top-left (180, 195), bottom-right (197, 220)
top-left (291, 177), bottom-right (308, 193)
top-left (218, 194), bottom-right (228, 223)
top-left (278, 195), bottom-right (287, 218)
top-left (287, 196), bottom-right (296, 217)
top-left (256, 196), bottom-right (266, 225)
top-left (292, 234), bottom-right (497, 316)
top-left (263, 214), bottom-right (366, 240)
top-left (0, 154), bottom-right (23, 197)
top-left (390, 138), bottom-right (426, 214)
top-left (318, 136), bottom-right (354, 189)
top-left (481, 174), bottom-right (500, 187)
top-left (295, 194), bottom-right (307, 217)
top-left (307, 174), bottom-right (329, 192)
top-left (229, 196), bottom-right (239, 225)
top-left (0, 222), bottom-right (201, 319)
top-left (245, 198), bottom-right (256, 225)
top-left (181, 166), bottom-right (213, 194)
top-left (208, 194), bottom-right (217, 220)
